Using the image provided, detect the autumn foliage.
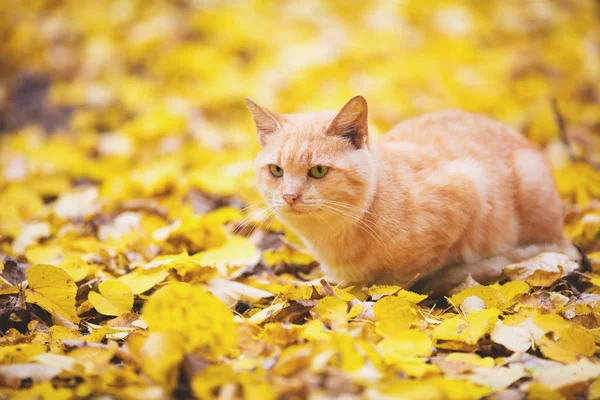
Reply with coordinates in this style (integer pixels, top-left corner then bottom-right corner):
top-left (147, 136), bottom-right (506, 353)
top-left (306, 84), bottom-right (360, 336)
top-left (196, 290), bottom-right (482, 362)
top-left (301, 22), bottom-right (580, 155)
top-left (2, 0), bottom-right (600, 399)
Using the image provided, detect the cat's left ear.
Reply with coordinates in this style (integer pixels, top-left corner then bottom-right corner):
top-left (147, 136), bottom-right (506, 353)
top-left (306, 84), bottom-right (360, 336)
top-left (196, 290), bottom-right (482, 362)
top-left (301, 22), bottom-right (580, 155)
top-left (245, 98), bottom-right (284, 146)
top-left (326, 96), bottom-right (368, 148)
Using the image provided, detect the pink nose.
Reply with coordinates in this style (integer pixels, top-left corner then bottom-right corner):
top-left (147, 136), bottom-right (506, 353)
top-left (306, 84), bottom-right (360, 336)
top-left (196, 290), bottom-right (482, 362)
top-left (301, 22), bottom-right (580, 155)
top-left (283, 194), bottom-right (301, 205)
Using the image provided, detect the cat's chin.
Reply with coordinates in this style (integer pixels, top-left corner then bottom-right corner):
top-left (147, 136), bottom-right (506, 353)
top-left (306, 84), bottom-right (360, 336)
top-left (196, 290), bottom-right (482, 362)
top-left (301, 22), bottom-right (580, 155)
top-left (276, 207), bottom-right (317, 218)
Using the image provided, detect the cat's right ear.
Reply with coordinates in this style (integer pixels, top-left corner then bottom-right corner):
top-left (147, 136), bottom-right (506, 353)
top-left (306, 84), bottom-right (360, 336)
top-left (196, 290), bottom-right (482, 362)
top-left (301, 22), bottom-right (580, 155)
top-left (326, 96), bottom-right (368, 149)
top-left (245, 98), bottom-right (283, 146)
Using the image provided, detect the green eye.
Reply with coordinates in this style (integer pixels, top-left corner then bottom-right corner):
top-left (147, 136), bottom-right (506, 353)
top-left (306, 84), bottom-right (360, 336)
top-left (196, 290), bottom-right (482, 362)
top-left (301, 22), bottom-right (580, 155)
top-left (269, 164), bottom-right (283, 177)
top-left (309, 165), bottom-right (328, 179)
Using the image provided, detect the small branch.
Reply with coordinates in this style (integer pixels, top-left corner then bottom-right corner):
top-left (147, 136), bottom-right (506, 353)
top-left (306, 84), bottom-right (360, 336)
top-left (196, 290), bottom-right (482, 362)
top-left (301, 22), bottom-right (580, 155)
top-left (396, 272), bottom-right (421, 292)
top-left (319, 279), bottom-right (338, 297)
top-left (575, 243), bottom-right (592, 273)
top-left (550, 97), bottom-right (576, 161)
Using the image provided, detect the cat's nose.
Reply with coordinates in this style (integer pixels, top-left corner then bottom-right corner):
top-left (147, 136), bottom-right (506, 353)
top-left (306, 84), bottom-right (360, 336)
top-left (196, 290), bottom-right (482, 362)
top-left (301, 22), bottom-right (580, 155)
top-left (283, 194), bottom-right (301, 205)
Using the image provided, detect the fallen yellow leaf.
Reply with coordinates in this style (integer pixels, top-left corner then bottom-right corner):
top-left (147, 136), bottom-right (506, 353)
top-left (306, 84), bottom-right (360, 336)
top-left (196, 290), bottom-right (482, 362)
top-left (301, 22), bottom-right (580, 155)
top-left (364, 285), bottom-right (428, 303)
top-left (129, 332), bottom-right (185, 389)
top-left (88, 280), bottom-right (134, 316)
top-left (117, 267), bottom-right (168, 294)
top-left (191, 235), bottom-right (260, 277)
top-left (311, 296), bottom-right (348, 330)
top-left (450, 281), bottom-right (529, 309)
top-left (191, 364), bottom-right (235, 399)
top-left (141, 283), bottom-right (237, 356)
top-left (378, 330), bottom-right (433, 359)
top-left (0, 344), bottom-right (46, 364)
top-left (263, 246), bottom-right (315, 266)
top-left (57, 255), bottom-right (91, 282)
top-left (0, 275), bottom-right (19, 296)
top-left (539, 324), bottom-right (596, 363)
top-left (374, 296), bottom-right (421, 335)
top-left (433, 309), bottom-right (500, 345)
top-left (24, 265), bottom-right (79, 323)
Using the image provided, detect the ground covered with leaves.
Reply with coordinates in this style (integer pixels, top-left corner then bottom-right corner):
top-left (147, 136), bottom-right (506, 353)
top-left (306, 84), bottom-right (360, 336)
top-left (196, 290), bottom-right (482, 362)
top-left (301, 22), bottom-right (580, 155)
top-left (2, 0), bottom-right (600, 399)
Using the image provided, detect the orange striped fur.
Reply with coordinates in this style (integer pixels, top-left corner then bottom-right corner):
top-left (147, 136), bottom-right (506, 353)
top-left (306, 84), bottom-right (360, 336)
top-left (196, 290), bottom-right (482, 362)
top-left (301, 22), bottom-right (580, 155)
top-left (247, 96), bottom-right (575, 293)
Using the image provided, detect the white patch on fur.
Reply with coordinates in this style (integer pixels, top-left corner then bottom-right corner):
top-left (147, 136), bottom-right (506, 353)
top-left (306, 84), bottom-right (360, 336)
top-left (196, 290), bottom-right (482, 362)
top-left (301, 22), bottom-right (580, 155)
top-left (460, 246), bottom-right (481, 264)
top-left (422, 158), bottom-right (491, 264)
top-left (513, 150), bottom-right (550, 194)
top-left (440, 158), bottom-right (491, 221)
top-left (386, 141), bottom-right (419, 154)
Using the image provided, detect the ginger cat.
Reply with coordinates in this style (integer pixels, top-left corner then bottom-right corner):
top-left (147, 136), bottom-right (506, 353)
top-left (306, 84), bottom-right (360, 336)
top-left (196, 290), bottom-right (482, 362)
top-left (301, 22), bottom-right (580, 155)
top-left (247, 96), bottom-right (577, 293)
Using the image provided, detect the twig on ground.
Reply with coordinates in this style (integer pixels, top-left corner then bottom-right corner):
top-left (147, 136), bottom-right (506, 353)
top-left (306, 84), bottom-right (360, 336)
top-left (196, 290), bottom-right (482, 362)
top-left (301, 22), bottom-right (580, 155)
top-left (551, 97), bottom-right (576, 161)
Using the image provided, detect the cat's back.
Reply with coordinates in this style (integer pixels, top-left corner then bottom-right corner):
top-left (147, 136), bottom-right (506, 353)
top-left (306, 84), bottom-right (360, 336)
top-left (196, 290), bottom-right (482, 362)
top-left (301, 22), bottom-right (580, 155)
top-left (380, 110), bottom-right (532, 163)
top-left (375, 109), bottom-right (563, 251)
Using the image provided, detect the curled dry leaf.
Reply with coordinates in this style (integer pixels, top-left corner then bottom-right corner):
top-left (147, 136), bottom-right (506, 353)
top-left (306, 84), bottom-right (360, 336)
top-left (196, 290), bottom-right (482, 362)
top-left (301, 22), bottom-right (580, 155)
top-left (0, 364), bottom-right (62, 388)
top-left (503, 253), bottom-right (579, 287)
top-left (53, 187), bottom-right (100, 220)
top-left (460, 295), bottom-right (486, 314)
top-left (207, 277), bottom-right (273, 306)
top-left (490, 319), bottom-right (534, 353)
top-left (12, 222), bottom-right (49, 255)
top-left (468, 364), bottom-right (526, 391)
top-left (433, 353), bottom-right (494, 376)
top-left (532, 359), bottom-right (600, 390)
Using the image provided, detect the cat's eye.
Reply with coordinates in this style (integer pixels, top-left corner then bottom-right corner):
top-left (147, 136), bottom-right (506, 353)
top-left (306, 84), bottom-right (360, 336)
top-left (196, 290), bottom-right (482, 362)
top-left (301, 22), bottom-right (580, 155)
top-left (269, 164), bottom-right (283, 177)
top-left (309, 165), bottom-right (328, 179)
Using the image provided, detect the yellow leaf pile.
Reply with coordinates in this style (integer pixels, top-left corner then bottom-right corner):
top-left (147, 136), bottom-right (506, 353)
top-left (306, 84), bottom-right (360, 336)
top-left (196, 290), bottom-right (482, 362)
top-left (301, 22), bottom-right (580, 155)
top-left (2, 0), bottom-right (600, 398)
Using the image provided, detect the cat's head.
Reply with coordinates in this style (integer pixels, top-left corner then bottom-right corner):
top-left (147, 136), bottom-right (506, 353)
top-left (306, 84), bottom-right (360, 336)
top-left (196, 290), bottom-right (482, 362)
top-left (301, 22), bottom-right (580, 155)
top-left (247, 96), bottom-right (376, 222)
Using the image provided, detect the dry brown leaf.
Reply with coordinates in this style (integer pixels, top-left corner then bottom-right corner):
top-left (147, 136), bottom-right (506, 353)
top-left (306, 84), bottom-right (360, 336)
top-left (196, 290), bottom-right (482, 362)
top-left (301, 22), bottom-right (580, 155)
top-left (504, 253), bottom-right (578, 287)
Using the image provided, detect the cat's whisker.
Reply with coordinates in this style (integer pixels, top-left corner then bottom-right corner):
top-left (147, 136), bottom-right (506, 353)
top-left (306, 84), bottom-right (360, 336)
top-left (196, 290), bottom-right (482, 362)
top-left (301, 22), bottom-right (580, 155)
top-left (266, 198), bottom-right (389, 247)
top-left (321, 199), bottom-right (392, 225)
top-left (250, 207), bottom-right (278, 243)
top-left (321, 208), bottom-right (386, 249)
top-left (319, 204), bottom-right (387, 248)
top-left (314, 206), bottom-right (336, 231)
top-left (320, 199), bottom-right (404, 238)
top-left (250, 210), bottom-right (276, 239)
top-left (320, 199), bottom-right (369, 212)
top-left (231, 205), bottom-right (273, 236)
top-left (229, 200), bottom-right (268, 219)
top-left (231, 211), bottom-right (262, 236)
top-left (229, 201), bottom-right (272, 231)
top-left (231, 213), bottom-right (261, 235)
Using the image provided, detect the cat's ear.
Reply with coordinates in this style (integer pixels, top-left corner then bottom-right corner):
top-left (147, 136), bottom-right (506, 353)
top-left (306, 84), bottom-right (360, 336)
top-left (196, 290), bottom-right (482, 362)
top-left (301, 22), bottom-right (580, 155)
top-left (326, 96), bottom-right (368, 148)
top-left (245, 98), bottom-right (284, 146)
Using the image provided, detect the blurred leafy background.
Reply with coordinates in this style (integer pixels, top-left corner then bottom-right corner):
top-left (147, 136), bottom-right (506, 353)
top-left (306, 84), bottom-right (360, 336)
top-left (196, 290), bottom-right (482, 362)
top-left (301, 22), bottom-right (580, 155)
top-left (2, 0), bottom-right (600, 399)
